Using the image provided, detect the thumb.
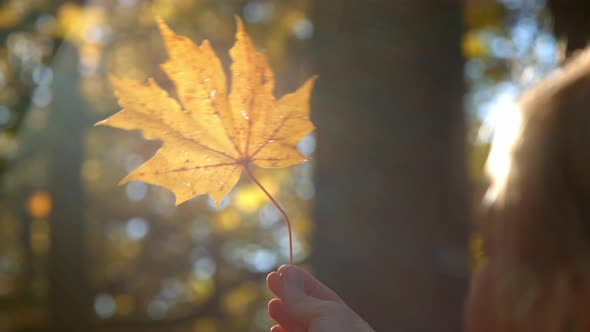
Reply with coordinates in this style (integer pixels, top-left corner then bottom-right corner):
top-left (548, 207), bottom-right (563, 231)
top-left (280, 266), bottom-right (325, 322)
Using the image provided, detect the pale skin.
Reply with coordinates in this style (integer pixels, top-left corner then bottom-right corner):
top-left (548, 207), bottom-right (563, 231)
top-left (266, 265), bottom-right (375, 332)
top-left (265, 263), bottom-right (526, 332)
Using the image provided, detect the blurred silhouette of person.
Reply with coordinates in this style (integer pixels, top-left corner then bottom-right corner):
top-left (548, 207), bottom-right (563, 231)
top-left (267, 47), bottom-right (590, 332)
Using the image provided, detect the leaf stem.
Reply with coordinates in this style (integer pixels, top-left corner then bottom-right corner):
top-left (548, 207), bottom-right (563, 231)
top-left (244, 164), bottom-right (293, 265)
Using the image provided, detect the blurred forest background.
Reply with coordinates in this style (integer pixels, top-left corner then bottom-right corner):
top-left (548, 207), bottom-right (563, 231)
top-left (0, 0), bottom-right (587, 331)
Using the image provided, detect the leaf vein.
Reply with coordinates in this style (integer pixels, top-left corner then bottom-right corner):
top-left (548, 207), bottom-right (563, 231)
top-left (158, 162), bottom-right (239, 174)
top-left (129, 110), bottom-right (237, 161)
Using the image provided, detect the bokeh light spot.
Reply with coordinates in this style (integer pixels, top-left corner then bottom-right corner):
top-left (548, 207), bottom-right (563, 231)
top-left (243, 2), bottom-right (274, 23)
top-left (192, 257), bottom-right (216, 279)
top-left (292, 18), bottom-right (314, 40)
top-left (27, 191), bottom-right (52, 219)
top-left (94, 293), bottom-right (116, 319)
top-left (258, 203), bottom-right (280, 228)
top-left (32, 65), bottom-right (53, 86)
top-left (207, 195), bottom-right (230, 211)
top-left (125, 217), bottom-right (148, 240)
top-left (215, 210), bottom-right (241, 232)
top-left (235, 185), bottom-right (268, 213)
top-left (245, 248), bottom-right (277, 272)
top-left (297, 133), bottom-right (316, 156)
top-left (222, 281), bottom-right (260, 316)
top-left (125, 181), bottom-right (147, 201)
top-left (189, 277), bottom-right (215, 302)
top-left (462, 31), bottom-right (487, 57)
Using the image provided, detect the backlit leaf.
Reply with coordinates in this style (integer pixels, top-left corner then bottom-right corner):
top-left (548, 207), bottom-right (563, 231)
top-left (96, 17), bottom-right (316, 206)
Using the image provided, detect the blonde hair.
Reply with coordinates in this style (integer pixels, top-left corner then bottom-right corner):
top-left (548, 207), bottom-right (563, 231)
top-left (481, 47), bottom-right (590, 331)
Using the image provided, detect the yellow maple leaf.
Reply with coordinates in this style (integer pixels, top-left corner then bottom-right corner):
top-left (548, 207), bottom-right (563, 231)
top-left (97, 16), bottom-right (315, 205)
top-left (96, 17), bottom-right (315, 263)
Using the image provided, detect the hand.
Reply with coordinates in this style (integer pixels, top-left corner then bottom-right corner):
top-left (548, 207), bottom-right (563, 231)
top-left (266, 265), bottom-right (375, 332)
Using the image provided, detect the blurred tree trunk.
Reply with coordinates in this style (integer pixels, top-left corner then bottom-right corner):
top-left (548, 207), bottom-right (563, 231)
top-left (310, 1), bottom-right (469, 331)
top-left (549, 0), bottom-right (590, 56)
top-left (47, 41), bottom-right (91, 332)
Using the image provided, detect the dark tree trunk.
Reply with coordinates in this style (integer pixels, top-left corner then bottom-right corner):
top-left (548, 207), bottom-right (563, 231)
top-left (48, 41), bottom-right (91, 332)
top-left (310, 1), bottom-right (469, 331)
top-left (549, 1), bottom-right (590, 56)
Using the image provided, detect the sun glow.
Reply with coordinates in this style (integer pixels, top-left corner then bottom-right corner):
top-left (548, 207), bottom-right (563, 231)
top-left (482, 94), bottom-right (523, 204)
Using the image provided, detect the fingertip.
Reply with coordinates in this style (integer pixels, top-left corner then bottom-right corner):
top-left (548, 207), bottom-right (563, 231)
top-left (268, 298), bottom-right (284, 316)
top-left (277, 264), bottom-right (290, 275)
top-left (268, 299), bottom-right (292, 329)
top-left (267, 271), bottom-right (282, 297)
top-left (270, 325), bottom-right (284, 332)
top-left (268, 297), bottom-right (282, 305)
top-left (267, 271), bottom-right (279, 283)
top-left (268, 299), bottom-right (306, 332)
